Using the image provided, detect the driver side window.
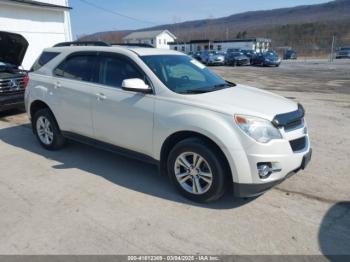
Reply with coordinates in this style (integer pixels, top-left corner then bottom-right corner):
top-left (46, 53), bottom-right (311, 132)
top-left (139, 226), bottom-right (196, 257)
top-left (98, 55), bottom-right (144, 88)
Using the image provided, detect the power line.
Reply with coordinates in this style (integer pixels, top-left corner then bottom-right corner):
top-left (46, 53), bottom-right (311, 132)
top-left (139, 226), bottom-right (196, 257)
top-left (76, 0), bottom-right (157, 25)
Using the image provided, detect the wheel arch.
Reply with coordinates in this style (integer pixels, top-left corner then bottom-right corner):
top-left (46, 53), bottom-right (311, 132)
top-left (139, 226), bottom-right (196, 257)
top-left (29, 100), bottom-right (61, 132)
top-left (29, 100), bottom-right (52, 119)
top-left (159, 131), bottom-right (233, 182)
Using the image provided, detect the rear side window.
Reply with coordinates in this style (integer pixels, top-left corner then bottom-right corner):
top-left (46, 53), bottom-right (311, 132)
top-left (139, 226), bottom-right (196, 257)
top-left (54, 54), bottom-right (98, 82)
top-left (98, 55), bottom-right (144, 88)
top-left (31, 52), bottom-right (60, 71)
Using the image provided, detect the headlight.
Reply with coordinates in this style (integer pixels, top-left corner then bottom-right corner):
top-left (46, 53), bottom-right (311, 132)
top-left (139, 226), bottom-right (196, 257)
top-left (235, 115), bottom-right (282, 143)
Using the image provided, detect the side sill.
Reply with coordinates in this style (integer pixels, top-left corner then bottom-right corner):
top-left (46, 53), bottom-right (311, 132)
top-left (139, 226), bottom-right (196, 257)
top-left (62, 131), bottom-right (160, 167)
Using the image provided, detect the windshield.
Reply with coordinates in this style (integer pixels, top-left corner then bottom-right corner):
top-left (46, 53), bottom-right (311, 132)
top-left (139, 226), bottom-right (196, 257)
top-left (265, 52), bottom-right (278, 59)
top-left (340, 48), bottom-right (350, 51)
top-left (141, 55), bottom-right (233, 94)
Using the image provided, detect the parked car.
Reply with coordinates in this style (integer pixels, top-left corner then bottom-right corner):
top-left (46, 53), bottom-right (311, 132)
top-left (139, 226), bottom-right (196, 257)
top-left (25, 43), bottom-right (312, 203)
top-left (192, 51), bottom-right (202, 62)
top-left (336, 47), bottom-right (350, 59)
top-left (199, 51), bottom-right (225, 66)
top-left (225, 52), bottom-right (250, 66)
top-left (227, 48), bottom-right (242, 53)
top-left (284, 50), bottom-right (297, 60)
top-left (241, 50), bottom-right (256, 61)
top-left (0, 31), bottom-right (29, 112)
top-left (252, 51), bottom-right (281, 67)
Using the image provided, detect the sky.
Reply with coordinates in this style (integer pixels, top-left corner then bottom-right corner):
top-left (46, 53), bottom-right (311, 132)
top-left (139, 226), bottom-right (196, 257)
top-left (69, 0), bottom-right (332, 38)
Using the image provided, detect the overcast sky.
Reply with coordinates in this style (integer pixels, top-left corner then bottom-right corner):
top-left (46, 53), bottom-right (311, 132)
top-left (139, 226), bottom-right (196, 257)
top-left (70, 0), bottom-right (332, 37)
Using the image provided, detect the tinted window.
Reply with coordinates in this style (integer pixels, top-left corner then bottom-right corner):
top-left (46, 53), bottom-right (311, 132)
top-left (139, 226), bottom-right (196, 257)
top-left (54, 54), bottom-right (98, 82)
top-left (31, 52), bottom-right (60, 71)
top-left (98, 55), bottom-right (143, 88)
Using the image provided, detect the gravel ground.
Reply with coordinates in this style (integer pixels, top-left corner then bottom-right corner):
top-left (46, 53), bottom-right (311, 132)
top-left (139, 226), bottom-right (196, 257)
top-left (0, 59), bottom-right (349, 256)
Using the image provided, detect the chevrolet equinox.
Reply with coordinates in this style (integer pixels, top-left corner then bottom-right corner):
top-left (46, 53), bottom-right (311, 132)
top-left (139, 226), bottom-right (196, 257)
top-left (25, 43), bottom-right (312, 203)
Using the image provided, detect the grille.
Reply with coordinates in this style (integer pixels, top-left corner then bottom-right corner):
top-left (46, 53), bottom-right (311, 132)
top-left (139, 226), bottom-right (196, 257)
top-left (0, 77), bottom-right (25, 95)
top-left (290, 137), bottom-right (307, 152)
top-left (285, 118), bottom-right (303, 130)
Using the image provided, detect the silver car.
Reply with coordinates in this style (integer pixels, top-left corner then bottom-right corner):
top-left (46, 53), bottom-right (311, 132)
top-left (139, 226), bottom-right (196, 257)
top-left (200, 51), bottom-right (225, 66)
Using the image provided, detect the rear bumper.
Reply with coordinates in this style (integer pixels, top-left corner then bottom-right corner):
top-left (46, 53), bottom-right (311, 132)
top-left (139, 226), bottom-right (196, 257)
top-left (233, 149), bottom-right (312, 198)
top-left (0, 93), bottom-right (24, 111)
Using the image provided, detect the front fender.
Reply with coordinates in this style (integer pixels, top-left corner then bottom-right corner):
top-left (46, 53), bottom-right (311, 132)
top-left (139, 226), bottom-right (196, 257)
top-left (153, 100), bottom-right (254, 183)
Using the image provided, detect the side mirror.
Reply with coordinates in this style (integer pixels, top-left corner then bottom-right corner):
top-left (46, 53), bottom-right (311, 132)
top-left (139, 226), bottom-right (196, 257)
top-left (122, 78), bottom-right (152, 93)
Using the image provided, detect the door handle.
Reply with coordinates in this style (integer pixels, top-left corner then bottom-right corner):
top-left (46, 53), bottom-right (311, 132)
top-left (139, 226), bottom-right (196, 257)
top-left (54, 81), bottom-right (61, 89)
top-left (96, 93), bottom-right (107, 101)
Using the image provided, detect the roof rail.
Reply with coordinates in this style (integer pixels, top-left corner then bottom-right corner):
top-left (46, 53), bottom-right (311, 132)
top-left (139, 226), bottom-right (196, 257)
top-left (53, 41), bottom-right (110, 47)
top-left (112, 43), bottom-right (154, 48)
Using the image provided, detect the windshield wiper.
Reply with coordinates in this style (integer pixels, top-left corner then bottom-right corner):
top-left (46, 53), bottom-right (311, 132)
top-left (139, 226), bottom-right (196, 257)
top-left (179, 89), bottom-right (211, 94)
top-left (178, 82), bottom-right (235, 94)
top-left (213, 82), bottom-right (234, 90)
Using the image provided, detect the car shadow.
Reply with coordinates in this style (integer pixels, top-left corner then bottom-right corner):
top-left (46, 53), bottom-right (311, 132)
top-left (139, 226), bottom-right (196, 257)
top-left (0, 108), bottom-right (25, 118)
top-left (318, 201), bottom-right (350, 260)
top-left (0, 124), bottom-right (256, 209)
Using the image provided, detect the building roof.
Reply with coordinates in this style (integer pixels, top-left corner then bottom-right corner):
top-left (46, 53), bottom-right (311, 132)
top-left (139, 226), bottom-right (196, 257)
top-left (123, 30), bottom-right (176, 40)
top-left (168, 38), bottom-right (271, 45)
top-left (0, 0), bottom-right (72, 10)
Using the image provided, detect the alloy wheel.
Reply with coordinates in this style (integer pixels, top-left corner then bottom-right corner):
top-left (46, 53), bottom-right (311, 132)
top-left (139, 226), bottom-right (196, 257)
top-left (36, 116), bottom-right (54, 145)
top-left (174, 152), bottom-right (213, 195)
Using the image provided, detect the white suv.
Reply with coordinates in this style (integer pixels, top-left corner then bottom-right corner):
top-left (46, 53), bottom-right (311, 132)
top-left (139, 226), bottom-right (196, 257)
top-left (25, 43), bottom-right (312, 203)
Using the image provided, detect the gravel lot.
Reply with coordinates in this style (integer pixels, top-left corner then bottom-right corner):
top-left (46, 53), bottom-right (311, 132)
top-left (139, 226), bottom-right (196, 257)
top-left (0, 59), bottom-right (349, 255)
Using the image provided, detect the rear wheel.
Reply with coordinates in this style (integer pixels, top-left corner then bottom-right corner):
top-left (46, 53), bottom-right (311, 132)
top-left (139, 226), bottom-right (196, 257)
top-left (33, 108), bottom-right (65, 150)
top-left (167, 138), bottom-right (227, 203)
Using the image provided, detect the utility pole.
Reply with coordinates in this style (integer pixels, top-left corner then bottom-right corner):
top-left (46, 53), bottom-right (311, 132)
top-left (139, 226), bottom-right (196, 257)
top-left (330, 35), bottom-right (336, 62)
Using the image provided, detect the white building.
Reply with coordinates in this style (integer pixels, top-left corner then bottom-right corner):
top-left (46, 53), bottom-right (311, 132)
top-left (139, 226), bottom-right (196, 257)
top-left (0, 0), bottom-right (73, 69)
top-left (123, 30), bottom-right (176, 49)
top-left (170, 38), bottom-right (272, 54)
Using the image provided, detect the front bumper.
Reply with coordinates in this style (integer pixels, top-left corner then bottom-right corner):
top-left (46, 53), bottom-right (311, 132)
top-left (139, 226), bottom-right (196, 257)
top-left (208, 60), bottom-right (225, 65)
top-left (233, 149), bottom-right (312, 197)
top-left (0, 93), bottom-right (24, 111)
top-left (264, 60), bottom-right (281, 66)
top-left (336, 55), bottom-right (350, 59)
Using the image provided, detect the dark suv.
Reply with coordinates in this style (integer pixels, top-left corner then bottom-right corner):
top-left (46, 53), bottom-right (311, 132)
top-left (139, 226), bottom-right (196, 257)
top-left (0, 31), bottom-right (29, 112)
top-left (336, 47), bottom-right (350, 59)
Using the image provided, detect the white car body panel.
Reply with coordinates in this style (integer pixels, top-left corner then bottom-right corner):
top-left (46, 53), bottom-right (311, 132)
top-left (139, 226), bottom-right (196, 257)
top-left (91, 84), bottom-right (154, 156)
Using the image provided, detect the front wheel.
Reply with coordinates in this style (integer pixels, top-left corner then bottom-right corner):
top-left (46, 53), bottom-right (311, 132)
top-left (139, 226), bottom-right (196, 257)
top-left (167, 138), bottom-right (228, 203)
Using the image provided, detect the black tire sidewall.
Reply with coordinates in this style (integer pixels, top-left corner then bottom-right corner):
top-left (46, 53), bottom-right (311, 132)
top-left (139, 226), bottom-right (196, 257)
top-left (167, 138), bottom-right (227, 203)
top-left (33, 109), bottom-right (65, 150)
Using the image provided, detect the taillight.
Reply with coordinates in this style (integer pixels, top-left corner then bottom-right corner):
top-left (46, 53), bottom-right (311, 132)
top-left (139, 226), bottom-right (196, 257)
top-left (23, 74), bottom-right (29, 89)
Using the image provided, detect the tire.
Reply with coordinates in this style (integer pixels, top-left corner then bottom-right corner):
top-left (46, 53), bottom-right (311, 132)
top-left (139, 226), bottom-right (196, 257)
top-left (33, 108), bottom-right (65, 150)
top-left (167, 138), bottom-right (228, 203)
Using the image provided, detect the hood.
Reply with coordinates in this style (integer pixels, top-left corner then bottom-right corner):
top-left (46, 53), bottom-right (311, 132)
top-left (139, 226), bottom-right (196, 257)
top-left (211, 54), bottom-right (224, 59)
top-left (264, 55), bottom-right (279, 62)
top-left (0, 31), bottom-right (29, 67)
top-left (234, 55), bottom-right (248, 60)
top-left (186, 84), bottom-right (298, 120)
